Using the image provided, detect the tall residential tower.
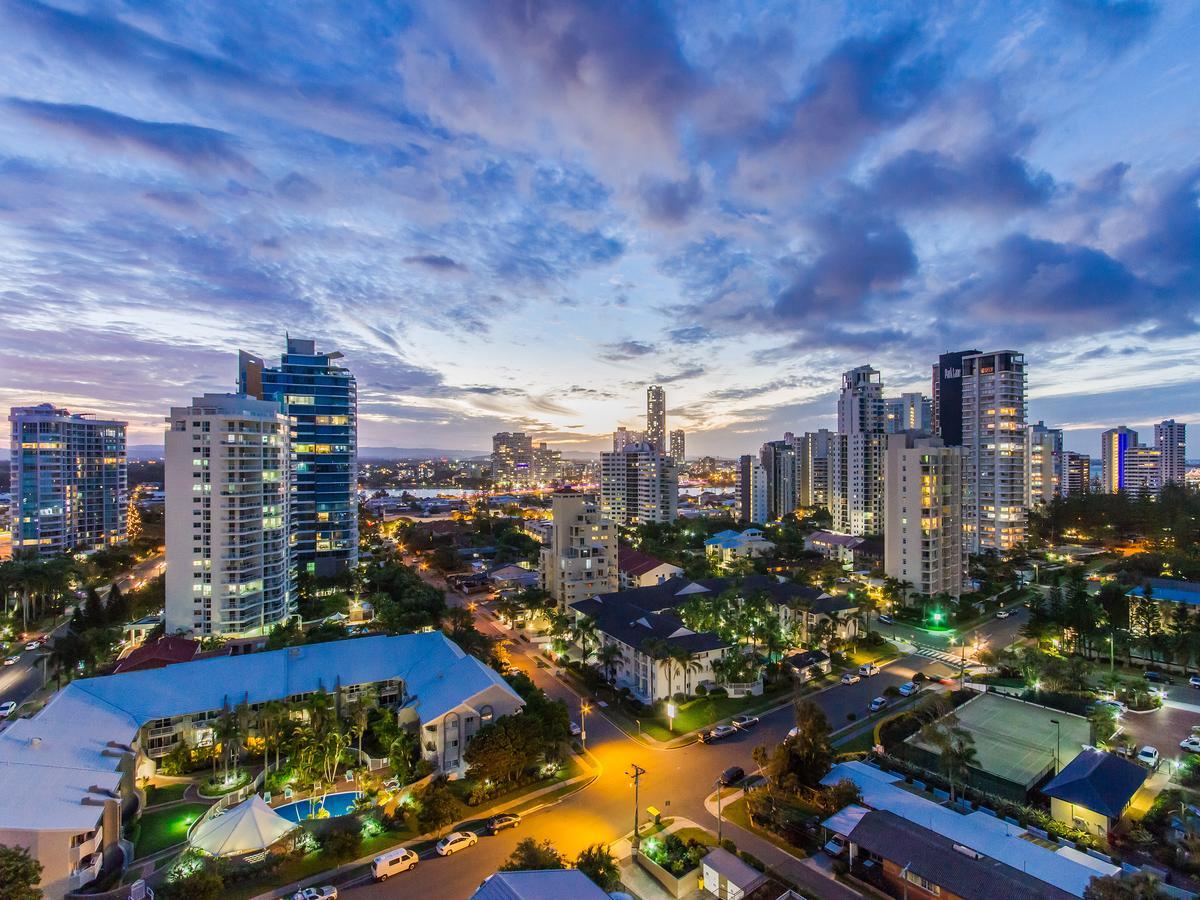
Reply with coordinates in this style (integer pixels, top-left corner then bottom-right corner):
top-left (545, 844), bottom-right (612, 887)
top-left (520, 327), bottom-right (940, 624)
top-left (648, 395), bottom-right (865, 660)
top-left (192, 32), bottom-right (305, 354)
top-left (646, 385), bottom-right (666, 453)
top-left (830, 365), bottom-right (885, 535)
top-left (962, 350), bottom-right (1026, 552)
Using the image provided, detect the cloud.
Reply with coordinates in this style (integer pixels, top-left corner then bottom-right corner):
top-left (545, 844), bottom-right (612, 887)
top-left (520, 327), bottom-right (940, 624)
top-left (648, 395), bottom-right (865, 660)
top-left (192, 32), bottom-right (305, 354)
top-left (638, 172), bottom-right (703, 224)
top-left (602, 340), bottom-right (657, 360)
top-left (404, 254), bottom-right (465, 272)
top-left (275, 172), bottom-right (322, 201)
top-left (1052, 0), bottom-right (1160, 54)
top-left (668, 325), bottom-right (714, 344)
top-left (869, 146), bottom-right (1055, 211)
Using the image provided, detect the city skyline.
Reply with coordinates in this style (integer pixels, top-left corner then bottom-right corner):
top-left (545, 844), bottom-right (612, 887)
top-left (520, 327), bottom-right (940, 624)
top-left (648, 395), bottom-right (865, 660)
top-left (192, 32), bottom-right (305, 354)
top-left (1, 3), bottom-right (1198, 458)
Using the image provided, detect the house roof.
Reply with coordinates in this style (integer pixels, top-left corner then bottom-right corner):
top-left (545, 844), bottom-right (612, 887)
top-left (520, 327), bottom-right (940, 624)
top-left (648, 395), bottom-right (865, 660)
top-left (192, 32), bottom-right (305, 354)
top-left (847, 809), bottom-right (1077, 900)
top-left (618, 544), bottom-right (680, 577)
top-left (470, 869), bottom-right (610, 899)
top-left (113, 635), bottom-right (200, 674)
top-left (702, 847), bottom-right (766, 890)
top-left (809, 531), bottom-right (864, 547)
top-left (1125, 578), bottom-right (1200, 606)
top-left (784, 649), bottom-right (830, 669)
top-left (1041, 749), bottom-right (1147, 819)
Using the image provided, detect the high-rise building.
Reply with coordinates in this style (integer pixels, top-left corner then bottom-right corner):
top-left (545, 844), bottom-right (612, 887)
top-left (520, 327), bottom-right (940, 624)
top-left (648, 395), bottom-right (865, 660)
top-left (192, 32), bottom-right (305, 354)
top-left (646, 385), bottom-right (667, 453)
top-left (540, 488), bottom-right (617, 611)
top-left (240, 338), bottom-right (357, 578)
top-left (165, 394), bottom-right (293, 637)
top-left (1101, 427), bottom-right (1139, 494)
top-left (599, 442), bottom-right (678, 525)
top-left (885, 434), bottom-right (966, 600)
top-left (735, 455), bottom-right (769, 524)
top-left (1156, 420), bottom-right (1187, 486)
top-left (613, 426), bottom-right (643, 452)
top-left (531, 442), bottom-right (562, 484)
top-left (932, 349), bottom-right (980, 446)
top-left (491, 432), bottom-right (535, 486)
top-left (1025, 421), bottom-right (1064, 506)
top-left (669, 429), bottom-right (685, 466)
top-left (8, 404), bottom-right (127, 555)
top-left (760, 439), bottom-right (798, 520)
top-left (962, 350), bottom-right (1026, 552)
top-left (1063, 452), bottom-right (1091, 496)
top-left (798, 429), bottom-right (833, 509)
top-left (830, 365), bottom-right (886, 535)
top-left (1124, 446), bottom-right (1162, 498)
top-left (884, 393), bottom-right (933, 434)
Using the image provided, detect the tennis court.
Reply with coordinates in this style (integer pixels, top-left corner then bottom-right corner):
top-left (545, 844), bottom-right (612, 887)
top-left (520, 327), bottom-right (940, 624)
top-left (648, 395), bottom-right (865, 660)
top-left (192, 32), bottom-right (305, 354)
top-left (909, 692), bottom-right (1090, 791)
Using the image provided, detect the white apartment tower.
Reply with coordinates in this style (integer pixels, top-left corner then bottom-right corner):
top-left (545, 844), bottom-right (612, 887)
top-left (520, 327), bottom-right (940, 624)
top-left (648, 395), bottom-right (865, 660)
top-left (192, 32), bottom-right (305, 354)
top-left (798, 429), bottom-right (834, 509)
top-left (491, 432), bottom-right (536, 486)
top-left (1025, 420), bottom-right (1063, 506)
top-left (1156, 420), bottom-right (1187, 486)
top-left (599, 441), bottom-right (678, 526)
top-left (884, 393), bottom-right (932, 434)
top-left (165, 394), bottom-right (294, 637)
top-left (646, 385), bottom-right (667, 453)
top-left (885, 434), bottom-right (966, 599)
top-left (760, 439), bottom-right (798, 520)
top-left (540, 489), bottom-right (617, 611)
top-left (613, 426), bottom-right (643, 452)
top-left (830, 365), bottom-right (886, 535)
top-left (962, 350), bottom-right (1027, 552)
top-left (736, 454), bottom-right (769, 524)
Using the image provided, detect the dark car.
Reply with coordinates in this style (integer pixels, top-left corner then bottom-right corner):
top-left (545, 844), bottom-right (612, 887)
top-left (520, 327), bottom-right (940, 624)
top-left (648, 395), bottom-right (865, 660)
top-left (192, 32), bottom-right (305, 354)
top-left (486, 813), bottom-right (521, 834)
top-left (912, 671), bottom-right (927, 683)
top-left (1145, 670), bottom-right (1173, 685)
top-left (719, 766), bottom-right (745, 787)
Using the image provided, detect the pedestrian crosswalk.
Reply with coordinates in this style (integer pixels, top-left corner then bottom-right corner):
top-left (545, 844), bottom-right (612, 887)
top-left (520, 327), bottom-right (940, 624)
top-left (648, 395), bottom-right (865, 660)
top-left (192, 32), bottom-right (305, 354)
top-left (912, 644), bottom-right (969, 666)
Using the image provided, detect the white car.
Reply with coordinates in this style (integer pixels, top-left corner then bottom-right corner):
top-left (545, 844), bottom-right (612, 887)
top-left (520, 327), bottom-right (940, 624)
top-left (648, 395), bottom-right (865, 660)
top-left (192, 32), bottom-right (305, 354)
top-left (1190, 675), bottom-right (1200, 689)
top-left (292, 887), bottom-right (337, 900)
top-left (436, 831), bottom-right (477, 856)
top-left (24, 641), bottom-right (39, 652)
top-left (841, 673), bottom-right (861, 685)
top-left (3, 656), bottom-right (18, 667)
top-left (1180, 737), bottom-right (1200, 754)
top-left (868, 697), bottom-right (888, 713)
top-left (701, 724), bottom-right (738, 743)
top-left (1137, 746), bottom-right (1160, 768)
top-left (0, 701), bottom-right (16, 718)
top-left (569, 722), bottom-right (582, 737)
top-left (1095, 699), bottom-right (1127, 715)
top-left (996, 609), bottom-right (1011, 619)
top-left (898, 682), bottom-right (917, 697)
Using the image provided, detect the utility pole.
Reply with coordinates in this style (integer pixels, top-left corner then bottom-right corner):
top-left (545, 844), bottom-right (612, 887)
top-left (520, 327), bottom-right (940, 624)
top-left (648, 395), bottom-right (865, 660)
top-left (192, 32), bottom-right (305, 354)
top-left (1050, 719), bottom-right (1061, 773)
top-left (627, 763), bottom-right (647, 856)
top-left (715, 778), bottom-right (724, 843)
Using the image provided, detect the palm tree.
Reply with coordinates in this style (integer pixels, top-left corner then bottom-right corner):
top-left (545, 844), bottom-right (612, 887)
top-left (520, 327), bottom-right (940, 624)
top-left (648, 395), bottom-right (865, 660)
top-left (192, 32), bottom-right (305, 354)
top-left (258, 700), bottom-right (287, 776)
top-left (920, 719), bottom-right (978, 803)
top-left (596, 642), bottom-right (625, 684)
top-left (348, 692), bottom-right (374, 765)
top-left (571, 615), bottom-right (601, 662)
top-left (667, 644), bottom-right (702, 698)
top-left (639, 637), bottom-right (670, 700)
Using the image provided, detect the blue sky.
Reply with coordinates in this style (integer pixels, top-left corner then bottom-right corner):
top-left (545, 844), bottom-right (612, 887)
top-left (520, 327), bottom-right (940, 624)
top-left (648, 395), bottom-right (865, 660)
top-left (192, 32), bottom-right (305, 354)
top-left (1, 0), bottom-right (1197, 457)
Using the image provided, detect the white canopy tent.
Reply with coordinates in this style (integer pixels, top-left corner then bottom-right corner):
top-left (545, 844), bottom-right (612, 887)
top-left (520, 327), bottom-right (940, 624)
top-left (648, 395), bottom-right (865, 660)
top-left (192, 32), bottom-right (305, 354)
top-left (190, 795), bottom-right (298, 857)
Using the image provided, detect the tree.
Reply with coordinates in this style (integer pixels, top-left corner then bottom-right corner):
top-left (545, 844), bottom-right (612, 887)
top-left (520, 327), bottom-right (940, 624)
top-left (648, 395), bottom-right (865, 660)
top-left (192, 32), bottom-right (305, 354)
top-left (417, 776), bottom-right (462, 837)
top-left (762, 700), bottom-right (833, 790)
top-left (1089, 704), bottom-right (1118, 746)
top-left (575, 843), bottom-right (621, 890)
top-left (317, 816), bottom-right (363, 861)
top-left (500, 837), bottom-right (564, 871)
top-left (1083, 871), bottom-right (1167, 900)
top-left (596, 642), bottom-right (625, 684)
top-left (919, 718), bottom-right (978, 803)
top-left (0, 843), bottom-right (42, 899)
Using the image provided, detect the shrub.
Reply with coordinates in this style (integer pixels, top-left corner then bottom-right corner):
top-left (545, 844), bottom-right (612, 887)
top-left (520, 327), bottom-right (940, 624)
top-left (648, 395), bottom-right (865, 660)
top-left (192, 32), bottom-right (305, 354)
top-left (315, 816), bottom-right (363, 861)
top-left (708, 687), bottom-right (727, 698)
top-left (695, 684), bottom-right (708, 696)
top-left (846, 712), bottom-right (857, 721)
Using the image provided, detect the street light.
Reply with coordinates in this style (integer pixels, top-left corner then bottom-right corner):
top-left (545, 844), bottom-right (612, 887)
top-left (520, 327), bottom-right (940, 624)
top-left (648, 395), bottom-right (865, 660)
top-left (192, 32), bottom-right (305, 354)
top-left (580, 701), bottom-right (591, 750)
top-left (1050, 719), bottom-right (1061, 772)
top-left (715, 778), bottom-right (724, 843)
top-left (1107, 634), bottom-right (1115, 675)
top-left (627, 764), bottom-right (647, 855)
top-left (666, 702), bottom-right (677, 733)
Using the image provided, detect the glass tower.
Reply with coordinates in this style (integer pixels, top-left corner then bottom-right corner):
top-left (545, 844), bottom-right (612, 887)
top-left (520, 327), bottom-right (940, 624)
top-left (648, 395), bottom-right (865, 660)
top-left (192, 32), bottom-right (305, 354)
top-left (240, 338), bottom-right (357, 578)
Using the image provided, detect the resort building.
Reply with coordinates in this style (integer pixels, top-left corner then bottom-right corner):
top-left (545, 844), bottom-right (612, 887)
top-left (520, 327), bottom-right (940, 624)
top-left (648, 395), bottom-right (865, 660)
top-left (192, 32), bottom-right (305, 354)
top-left (539, 488), bottom-right (617, 610)
top-left (962, 350), bottom-right (1027, 552)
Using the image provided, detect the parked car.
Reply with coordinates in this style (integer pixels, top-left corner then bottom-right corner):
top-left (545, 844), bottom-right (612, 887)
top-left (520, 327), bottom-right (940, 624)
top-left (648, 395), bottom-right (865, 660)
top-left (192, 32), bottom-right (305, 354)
top-left (3, 656), bottom-right (18, 667)
top-left (569, 722), bottom-right (582, 737)
top-left (898, 682), bottom-right (917, 697)
top-left (1094, 699), bottom-right (1127, 715)
top-left (1137, 746), bottom-right (1160, 768)
top-left (731, 715), bottom-right (759, 731)
top-left (995, 609), bottom-right (1012, 619)
top-left (292, 887), bottom-right (337, 900)
top-left (23, 641), bottom-right (39, 652)
top-left (823, 835), bottom-right (847, 858)
top-left (1145, 671), bottom-right (1172, 685)
top-left (868, 697), bottom-right (888, 713)
top-left (701, 725), bottom-right (737, 743)
top-left (719, 766), bottom-right (745, 787)
top-left (1190, 675), bottom-right (1200, 689)
top-left (878, 614), bottom-right (894, 625)
top-left (486, 813), bottom-right (521, 834)
top-left (0, 701), bottom-right (16, 718)
top-left (372, 848), bottom-right (418, 880)
top-left (841, 673), bottom-right (861, 685)
top-left (1180, 737), bottom-right (1200, 754)
top-left (436, 831), bottom-right (478, 856)
top-left (859, 663), bottom-right (879, 677)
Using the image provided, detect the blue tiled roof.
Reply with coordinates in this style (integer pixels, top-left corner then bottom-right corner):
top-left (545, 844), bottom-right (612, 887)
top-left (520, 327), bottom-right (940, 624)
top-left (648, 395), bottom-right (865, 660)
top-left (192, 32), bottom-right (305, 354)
top-left (1042, 749), bottom-right (1146, 818)
top-left (1126, 579), bottom-right (1200, 606)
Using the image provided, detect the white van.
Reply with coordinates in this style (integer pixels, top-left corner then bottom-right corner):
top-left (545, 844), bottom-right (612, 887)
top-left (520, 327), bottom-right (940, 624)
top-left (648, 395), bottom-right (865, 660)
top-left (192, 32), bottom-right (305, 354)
top-left (372, 847), bottom-right (418, 880)
top-left (858, 663), bottom-right (879, 677)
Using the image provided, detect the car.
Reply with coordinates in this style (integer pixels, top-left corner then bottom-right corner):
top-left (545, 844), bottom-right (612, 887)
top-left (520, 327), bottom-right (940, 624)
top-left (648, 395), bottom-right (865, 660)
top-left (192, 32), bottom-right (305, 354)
top-left (569, 721), bottom-right (582, 737)
top-left (841, 673), bottom-right (861, 685)
top-left (0, 702), bottom-right (16, 718)
top-left (1137, 746), bottom-right (1160, 768)
top-left (3, 656), bottom-right (18, 667)
top-left (372, 847), bottom-right (418, 880)
top-left (486, 813), bottom-right (521, 834)
top-left (1145, 670), bottom-right (1172, 685)
top-left (995, 609), bottom-right (1012, 619)
top-left (719, 765), bottom-right (745, 787)
top-left (292, 887), bottom-right (337, 900)
top-left (878, 614), bottom-right (894, 625)
top-left (1190, 675), bottom-right (1200, 689)
top-left (859, 663), bottom-right (879, 677)
top-left (701, 725), bottom-right (738, 743)
top-left (1115, 744), bottom-right (1135, 758)
top-left (898, 682), bottom-right (917, 697)
top-left (1094, 699), bottom-right (1127, 715)
top-left (823, 835), bottom-right (847, 858)
top-left (912, 671), bottom-right (927, 683)
top-left (868, 697), bottom-right (888, 713)
top-left (1180, 737), bottom-right (1200, 754)
top-left (23, 641), bottom-right (39, 652)
top-left (436, 831), bottom-right (478, 856)
top-left (731, 715), bottom-right (759, 731)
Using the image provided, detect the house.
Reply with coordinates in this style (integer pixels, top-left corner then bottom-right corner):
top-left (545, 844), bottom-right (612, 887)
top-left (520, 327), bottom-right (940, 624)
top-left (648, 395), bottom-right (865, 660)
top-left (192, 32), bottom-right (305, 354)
top-left (783, 648), bottom-right (831, 682)
top-left (488, 564), bottom-right (540, 591)
top-left (805, 530), bottom-right (864, 562)
top-left (701, 847), bottom-right (767, 898)
top-left (471, 869), bottom-right (611, 899)
top-left (112, 635), bottom-right (200, 674)
top-left (1042, 749), bottom-right (1147, 839)
top-left (0, 633), bottom-right (522, 899)
top-left (1125, 579), bottom-right (1200, 635)
top-left (121, 614), bottom-right (163, 648)
top-left (705, 528), bottom-right (776, 568)
top-left (618, 543), bottom-right (683, 589)
top-left (820, 761), bottom-right (1119, 898)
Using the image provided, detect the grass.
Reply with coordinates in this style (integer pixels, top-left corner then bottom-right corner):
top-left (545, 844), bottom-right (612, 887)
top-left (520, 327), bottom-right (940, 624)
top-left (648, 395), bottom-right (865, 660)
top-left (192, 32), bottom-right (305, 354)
top-left (145, 783), bottom-right (190, 806)
top-left (835, 728), bottom-right (877, 754)
top-left (721, 796), bottom-right (808, 858)
top-left (625, 682), bottom-right (793, 741)
top-left (673, 826), bottom-right (717, 846)
top-left (847, 640), bottom-right (900, 666)
top-left (447, 754), bottom-right (587, 808)
top-left (132, 803), bottom-right (210, 858)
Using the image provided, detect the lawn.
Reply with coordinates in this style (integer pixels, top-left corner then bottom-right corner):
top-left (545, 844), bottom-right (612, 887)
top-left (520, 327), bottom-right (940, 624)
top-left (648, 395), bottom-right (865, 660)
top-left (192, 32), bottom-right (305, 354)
top-left (145, 783), bottom-right (190, 806)
top-left (636, 683), bottom-right (793, 741)
top-left (132, 803), bottom-right (210, 858)
top-left (673, 826), bottom-right (717, 847)
top-left (447, 753), bottom-right (587, 808)
top-left (720, 796), bottom-right (809, 857)
top-left (846, 640), bottom-right (900, 667)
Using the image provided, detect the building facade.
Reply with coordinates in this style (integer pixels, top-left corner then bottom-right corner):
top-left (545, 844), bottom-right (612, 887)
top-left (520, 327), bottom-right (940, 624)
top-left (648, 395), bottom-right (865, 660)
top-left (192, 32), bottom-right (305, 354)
top-left (491, 432), bottom-right (535, 486)
top-left (646, 384), bottom-right (667, 453)
top-left (1123, 445), bottom-right (1162, 498)
top-left (1155, 419), bottom-right (1187, 486)
top-left (931, 349), bottom-right (979, 446)
top-left (240, 339), bottom-right (357, 577)
top-left (830, 366), bottom-right (886, 536)
top-left (798, 429), bottom-right (833, 509)
top-left (1101, 426), bottom-right (1138, 494)
top-left (1063, 451), bottom-right (1091, 496)
top-left (669, 428), bottom-right (685, 466)
top-left (884, 393), bottom-right (932, 434)
top-left (735, 454), bottom-right (769, 524)
top-left (539, 489), bottom-right (617, 611)
top-left (599, 442), bottom-right (678, 525)
top-left (612, 426), bottom-right (643, 452)
top-left (760, 439), bottom-right (798, 520)
top-left (962, 350), bottom-right (1026, 552)
top-left (164, 394), bottom-right (294, 637)
top-left (8, 404), bottom-right (127, 555)
top-left (531, 442), bottom-right (562, 484)
top-left (884, 434), bottom-right (966, 599)
top-left (1025, 420), bottom-right (1063, 506)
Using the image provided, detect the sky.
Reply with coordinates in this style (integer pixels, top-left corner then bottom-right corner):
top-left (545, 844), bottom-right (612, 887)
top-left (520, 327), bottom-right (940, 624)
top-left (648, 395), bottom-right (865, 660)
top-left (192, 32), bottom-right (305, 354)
top-left (0, 0), bottom-right (1198, 458)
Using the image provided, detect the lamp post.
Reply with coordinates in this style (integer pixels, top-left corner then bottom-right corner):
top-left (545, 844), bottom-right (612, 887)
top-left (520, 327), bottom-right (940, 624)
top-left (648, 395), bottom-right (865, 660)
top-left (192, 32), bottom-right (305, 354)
top-left (1108, 634), bottom-right (1115, 675)
top-left (580, 700), bottom-right (591, 750)
top-left (667, 702), bottom-right (677, 733)
top-left (627, 764), bottom-right (647, 855)
top-left (1050, 719), bottom-right (1061, 773)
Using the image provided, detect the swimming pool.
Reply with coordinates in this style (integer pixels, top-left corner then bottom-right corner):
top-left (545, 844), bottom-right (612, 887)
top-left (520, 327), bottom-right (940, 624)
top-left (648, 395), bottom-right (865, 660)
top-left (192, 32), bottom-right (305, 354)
top-left (274, 791), bottom-right (363, 823)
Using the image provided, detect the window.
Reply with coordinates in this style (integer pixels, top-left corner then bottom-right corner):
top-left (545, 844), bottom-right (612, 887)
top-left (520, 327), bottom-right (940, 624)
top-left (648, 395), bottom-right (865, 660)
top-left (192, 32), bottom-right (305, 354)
top-left (905, 870), bottom-right (941, 895)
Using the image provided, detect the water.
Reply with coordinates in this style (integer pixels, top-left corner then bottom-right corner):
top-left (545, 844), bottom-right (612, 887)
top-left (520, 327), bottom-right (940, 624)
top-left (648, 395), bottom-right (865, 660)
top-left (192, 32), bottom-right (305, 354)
top-left (380, 488), bottom-right (475, 499)
top-left (273, 791), bottom-right (363, 823)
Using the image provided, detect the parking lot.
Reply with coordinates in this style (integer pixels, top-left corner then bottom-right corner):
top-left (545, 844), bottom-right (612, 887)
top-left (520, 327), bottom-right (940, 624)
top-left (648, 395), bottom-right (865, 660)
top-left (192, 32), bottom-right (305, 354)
top-left (1118, 703), bottom-right (1200, 771)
